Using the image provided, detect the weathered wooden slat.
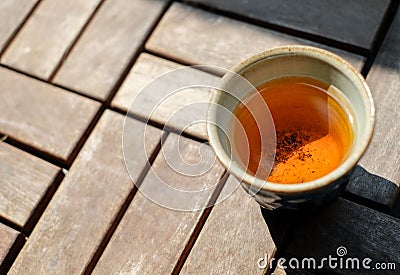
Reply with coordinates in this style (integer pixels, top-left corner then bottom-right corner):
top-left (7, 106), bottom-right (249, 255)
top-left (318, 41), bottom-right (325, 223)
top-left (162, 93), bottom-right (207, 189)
top-left (112, 53), bottom-right (219, 139)
top-left (54, 0), bottom-right (167, 100)
top-left (180, 176), bottom-right (277, 274)
top-left (345, 166), bottom-right (398, 208)
top-left (0, 142), bottom-right (58, 227)
top-left (0, 0), bottom-right (38, 52)
top-left (9, 111), bottom-right (162, 274)
top-left (93, 133), bottom-right (225, 274)
top-left (146, 3), bottom-right (365, 73)
top-left (0, 223), bottom-right (18, 264)
top-left (185, 0), bottom-right (390, 49)
top-left (1, 0), bottom-right (101, 79)
top-left (359, 11), bottom-right (400, 189)
top-left (0, 67), bottom-right (100, 161)
top-left (283, 198), bottom-right (400, 274)
top-left (272, 266), bottom-right (316, 275)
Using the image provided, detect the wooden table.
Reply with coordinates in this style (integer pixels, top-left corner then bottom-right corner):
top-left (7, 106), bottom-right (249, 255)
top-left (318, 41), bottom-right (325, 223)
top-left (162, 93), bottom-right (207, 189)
top-left (0, 0), bottom-right (399, 274)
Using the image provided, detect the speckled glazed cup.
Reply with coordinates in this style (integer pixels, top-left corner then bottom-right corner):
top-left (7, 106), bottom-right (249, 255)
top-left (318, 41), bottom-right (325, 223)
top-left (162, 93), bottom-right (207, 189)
top-left (207, 45), bottom-right (375, 210)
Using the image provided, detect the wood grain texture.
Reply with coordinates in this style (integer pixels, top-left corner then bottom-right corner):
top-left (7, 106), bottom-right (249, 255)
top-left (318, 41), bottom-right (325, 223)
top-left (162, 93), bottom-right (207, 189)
top-left (359, 11), bottom-right (400, 187)
top-left (180, 176), bottom-right (276, 275)
top-left (0, 67), bottom-right (100, 161)
top-left (283, 198), bottom-right (400, 274)
top-left (0, 142), bottom-right (58, 227)
top-left (0, 223), bottom-right (18, 264)
top-left (345, 166), bottom-right (398, 208)
top-left (272, 266), bottom-right (315, 275)
top-left (93, 133), bottom-right (225, 274)
top-left (9, 110), bottom-right (162, 274)
top-left (146, 3), bottom-right (365, 73)
top-left (0, 0), bottom-right (38, 52)
top-left (185, 0), bottom-right (390, 49)
top-left (112, 53), bottom-right (219, 139)
top-left (1, 0), bottom-right (101, 79)
top-left (54, 0), bottom-right (167, 100)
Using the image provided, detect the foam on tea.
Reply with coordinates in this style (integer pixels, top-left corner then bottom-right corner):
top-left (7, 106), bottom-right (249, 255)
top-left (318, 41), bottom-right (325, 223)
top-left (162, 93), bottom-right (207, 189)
top-left (231, 76), bottom-right (354, 184)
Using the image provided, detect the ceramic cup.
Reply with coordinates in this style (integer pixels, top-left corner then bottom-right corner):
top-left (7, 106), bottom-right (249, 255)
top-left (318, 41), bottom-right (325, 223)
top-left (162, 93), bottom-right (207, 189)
top-left (207, 45), bottom-right (375, 210)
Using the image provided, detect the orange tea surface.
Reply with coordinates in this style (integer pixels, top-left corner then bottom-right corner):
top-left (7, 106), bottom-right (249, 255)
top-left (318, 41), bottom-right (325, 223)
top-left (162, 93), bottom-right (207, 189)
top-left (232, 76), bottom-right (354, 184)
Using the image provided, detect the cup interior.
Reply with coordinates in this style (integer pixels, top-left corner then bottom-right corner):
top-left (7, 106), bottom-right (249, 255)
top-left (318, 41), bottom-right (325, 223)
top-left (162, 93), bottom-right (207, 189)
top-left (207, 46), bottom-right (374, 194)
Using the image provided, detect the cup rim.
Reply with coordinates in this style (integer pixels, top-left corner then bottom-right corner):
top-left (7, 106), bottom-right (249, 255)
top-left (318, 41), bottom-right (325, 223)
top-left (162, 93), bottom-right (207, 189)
top-left (207, 45), bottom-right (375, 194)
